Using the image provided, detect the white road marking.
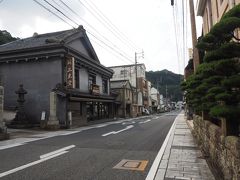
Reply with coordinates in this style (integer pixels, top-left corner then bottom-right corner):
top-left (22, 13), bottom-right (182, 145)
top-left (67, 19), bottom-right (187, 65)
top-left (139, 119), bottom-right (151, 124)
top-left (96, 124), bottom-right (108, 128)
top-left (0, 143), bottom-right (25, 150)
top-left (60, 131), bottom-right (80, 136)
top-left (0, 145), bottom-right (76, 178)
top-left (102, 125), bottom-right (134, 137)
top-left (122, 121), bottom-right (135, 125)
top-left (145, 114), bottom-right (180, 180)
top-left (0, 115), bottom-right (151, 151)
top-left (40, 145), bottom-right (75, 159)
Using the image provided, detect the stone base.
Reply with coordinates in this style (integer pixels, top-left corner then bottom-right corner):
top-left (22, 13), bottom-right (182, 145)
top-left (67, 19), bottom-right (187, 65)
top-left (45, 124), bottom-right (60, 130)
top-left (7, 123), bottom-right (33, 129)
top-left (45, 120), bottom-right (60, 130)
top-left (0, 132), bottom-right (9, 140)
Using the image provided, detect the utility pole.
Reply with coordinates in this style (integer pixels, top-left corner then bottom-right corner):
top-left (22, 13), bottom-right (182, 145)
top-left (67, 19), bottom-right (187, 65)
top-left (189, 0), bottom-right (200, 72)
top-left (135, 50), bottom-right (144, 114)
top-left (135, 52), bottom-right (138, 106)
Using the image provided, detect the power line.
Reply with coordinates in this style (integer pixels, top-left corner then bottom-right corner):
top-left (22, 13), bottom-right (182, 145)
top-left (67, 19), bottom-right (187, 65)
top-left (33, 0), bottom-right (134, 63)
top-left (43, 0), bottom-right (79, 27)
top-left (172, 6), bottom-right (181, 74)
top-left (76, 0), bottom-right (137, 51)
top-left (90, 38), bottom-right (132, 64)
top-left (57, 0), bottom-right (134, 61)
top-left (182, 0), bottom-right (186, 69)
top-left (87, 31), bottom-right (134, 63)
top-left (33, 0), bottom-right (74, 28)
top-left (83, 0), bottom-right (139, 50)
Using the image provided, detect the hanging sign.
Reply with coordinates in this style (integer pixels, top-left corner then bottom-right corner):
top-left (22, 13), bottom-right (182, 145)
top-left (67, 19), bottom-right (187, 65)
top-left (66, 57), bottom-right (75, 88)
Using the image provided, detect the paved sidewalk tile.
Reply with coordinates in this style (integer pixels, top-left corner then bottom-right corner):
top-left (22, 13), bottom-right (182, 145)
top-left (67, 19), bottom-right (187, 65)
top-left (154, 113), bottom-right (215, 180)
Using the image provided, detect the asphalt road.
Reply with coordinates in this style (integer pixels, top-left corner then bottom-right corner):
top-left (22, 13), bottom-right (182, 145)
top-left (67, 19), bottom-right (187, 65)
top-left (0, 111), bottom-right (179, 180)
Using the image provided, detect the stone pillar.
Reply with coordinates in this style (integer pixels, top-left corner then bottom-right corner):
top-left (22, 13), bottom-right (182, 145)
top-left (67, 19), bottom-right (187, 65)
top-left (46, 92), bottom-right (59, 129)
top-left (0, 86), bottom-right (9, 140)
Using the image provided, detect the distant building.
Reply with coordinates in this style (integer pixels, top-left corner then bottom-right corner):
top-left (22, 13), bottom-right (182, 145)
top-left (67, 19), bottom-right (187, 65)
top-left (150, 87), bottom-right (160, 113)
top-left (109, 64), bottom-right (146, 88)
top-left (0, 26), bottom-right (115, 127)
top-left (110, 80), bottom-right (135, 118)
top-left (109, 64), bottom-right (152, 116)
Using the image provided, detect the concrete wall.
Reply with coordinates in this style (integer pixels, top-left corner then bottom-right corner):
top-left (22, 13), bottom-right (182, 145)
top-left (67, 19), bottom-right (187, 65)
top-left (0, 58), bottom-right (62, 123)
top-left (193, 115), bottom-right (240, 180)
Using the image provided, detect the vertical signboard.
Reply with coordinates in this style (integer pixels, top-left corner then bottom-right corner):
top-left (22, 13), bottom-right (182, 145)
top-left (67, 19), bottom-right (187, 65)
top-left (66, 56), bottom-right (75, 88)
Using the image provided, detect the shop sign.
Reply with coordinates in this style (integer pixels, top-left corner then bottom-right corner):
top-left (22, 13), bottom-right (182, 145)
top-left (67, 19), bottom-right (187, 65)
top-left (66, 57), bottom-right (75, 88)
top-left (91, 84), bottom-right (100, 95)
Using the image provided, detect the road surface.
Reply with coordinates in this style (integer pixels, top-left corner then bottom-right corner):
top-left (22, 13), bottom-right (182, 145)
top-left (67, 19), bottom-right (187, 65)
top-left (0, 111), bottom-right (179, 180)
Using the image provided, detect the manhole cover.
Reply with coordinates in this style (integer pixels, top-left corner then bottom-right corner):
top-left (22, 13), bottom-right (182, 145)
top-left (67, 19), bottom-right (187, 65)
top-left (113, 159), bottom-right (148, 171)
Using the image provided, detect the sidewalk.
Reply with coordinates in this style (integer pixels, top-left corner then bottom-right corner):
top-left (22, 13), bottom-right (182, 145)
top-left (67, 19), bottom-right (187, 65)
top-left (153, 113), bottom-right (215, 180)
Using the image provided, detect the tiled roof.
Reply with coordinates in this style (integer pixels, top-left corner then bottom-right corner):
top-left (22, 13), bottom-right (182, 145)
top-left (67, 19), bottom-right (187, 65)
top-left (0, 28), bottom-right (81, 52)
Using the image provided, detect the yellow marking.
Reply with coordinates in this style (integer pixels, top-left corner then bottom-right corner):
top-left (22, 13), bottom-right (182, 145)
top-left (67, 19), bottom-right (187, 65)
top-left (113, 159), bottom-right (148, 171)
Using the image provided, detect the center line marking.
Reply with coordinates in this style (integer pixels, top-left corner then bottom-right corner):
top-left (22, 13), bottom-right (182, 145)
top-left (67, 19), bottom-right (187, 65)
top-left (40, 145), bottom-right (75, 159)
top-left (139, 119), bottom-right (151, 124)
top-left (102, 125), bottom-right (134, 137)
top-left (0, 145), bottom-right (76, 178)
top-left (122, 121), bottom-right (135, 125)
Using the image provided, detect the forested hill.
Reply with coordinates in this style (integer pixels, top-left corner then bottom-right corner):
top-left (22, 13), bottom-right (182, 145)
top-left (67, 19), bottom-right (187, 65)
top-left (0, 30), bottom-right (18, 45)
top-left (146, 69), bottom-right (183, 101)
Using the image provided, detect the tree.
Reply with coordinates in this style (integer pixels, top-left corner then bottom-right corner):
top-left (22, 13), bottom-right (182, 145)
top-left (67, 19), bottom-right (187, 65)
top-left (0, 30), bottom-right (18, 45)
top-left (182, 4), bottom-right (240, 136)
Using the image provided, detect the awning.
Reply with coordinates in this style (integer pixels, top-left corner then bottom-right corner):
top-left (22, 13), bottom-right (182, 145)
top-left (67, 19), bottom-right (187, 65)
top-left (69, 97), bottom-right (115, 102)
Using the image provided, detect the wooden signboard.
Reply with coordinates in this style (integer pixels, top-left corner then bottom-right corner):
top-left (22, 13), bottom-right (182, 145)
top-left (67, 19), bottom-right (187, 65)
top-left (66, 57), bottom-right (75, 88)
top-left (91, 84), bottom-right (100, 95)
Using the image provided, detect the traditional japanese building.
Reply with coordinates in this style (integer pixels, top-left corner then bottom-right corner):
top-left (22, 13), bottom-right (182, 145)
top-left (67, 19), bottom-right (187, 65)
top-left (110, 80), bottom-right (135, 118)
top-left (0, 26), bottom-right (115, 127)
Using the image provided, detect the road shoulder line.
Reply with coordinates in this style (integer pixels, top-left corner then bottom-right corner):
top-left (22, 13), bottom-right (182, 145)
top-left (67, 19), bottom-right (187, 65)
top-left (145, 113), bottom-right (180, 180)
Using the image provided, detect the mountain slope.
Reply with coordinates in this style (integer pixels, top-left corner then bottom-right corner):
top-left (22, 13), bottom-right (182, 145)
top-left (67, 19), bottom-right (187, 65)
top-left (146, 69), bottom-right (183, 101)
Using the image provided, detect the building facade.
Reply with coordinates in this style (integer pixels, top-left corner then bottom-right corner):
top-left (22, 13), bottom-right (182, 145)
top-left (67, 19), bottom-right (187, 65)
top-left (197, 0), bottom-right (240, 35)
top-left (0, 26), bottom-right (115, 127)
top-left (110, 80), bottom-right (135, 118)
top-left (150, 87), bottom-right (160, 113)
top-left (109, 64), bottom-right (146, 88)
top-left (109, 64), bottom-right (147, 116)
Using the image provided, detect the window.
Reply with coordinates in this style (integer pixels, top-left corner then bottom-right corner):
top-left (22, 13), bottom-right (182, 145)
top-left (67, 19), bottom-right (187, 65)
top-left (88, 74), bottom-right (96, 90)
top-left (75, 69), bottom-right (79, 88)
top-left (102, 79), bottom-right (108, 94)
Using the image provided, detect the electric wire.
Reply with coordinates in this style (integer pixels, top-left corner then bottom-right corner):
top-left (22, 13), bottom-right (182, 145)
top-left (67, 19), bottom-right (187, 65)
top-left (90, 38), bottom-right (133, 64)
top-left (33, 0), bottom-right (134, 63)
top-left (33, 0), bottom-right (75, 28)
top-left (172, 5), bottom-right (181, 74)
top-left (57, 0), bottom-right (134, 61)
top-left (76, 0), bottom-right (137, 51)
top-left (82, 0), bottom-right (139, 50)
top-left (43, 0), bottom-right (79, 27)
top-left (182, 0), bottom-right (186, 69)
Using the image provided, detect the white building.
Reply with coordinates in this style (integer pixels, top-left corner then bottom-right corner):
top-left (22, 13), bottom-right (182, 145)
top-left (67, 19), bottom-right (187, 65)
top-left (108, 64), bottom-right (146, 88)
top-left (150, 87), bottom-right (160, 112)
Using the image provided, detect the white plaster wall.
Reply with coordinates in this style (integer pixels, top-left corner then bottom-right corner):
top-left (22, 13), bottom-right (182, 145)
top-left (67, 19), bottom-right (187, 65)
top-left (79, 68), bottom-right (89, 92)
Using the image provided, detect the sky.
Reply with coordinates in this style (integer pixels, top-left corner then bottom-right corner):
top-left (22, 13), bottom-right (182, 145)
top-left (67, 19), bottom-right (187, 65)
top-left (0, 0), bottom-right (202, 75)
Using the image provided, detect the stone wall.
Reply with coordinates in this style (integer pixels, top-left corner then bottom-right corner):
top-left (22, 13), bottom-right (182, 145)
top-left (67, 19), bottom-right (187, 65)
top-left (193, 115), bottom-right (240, 180)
